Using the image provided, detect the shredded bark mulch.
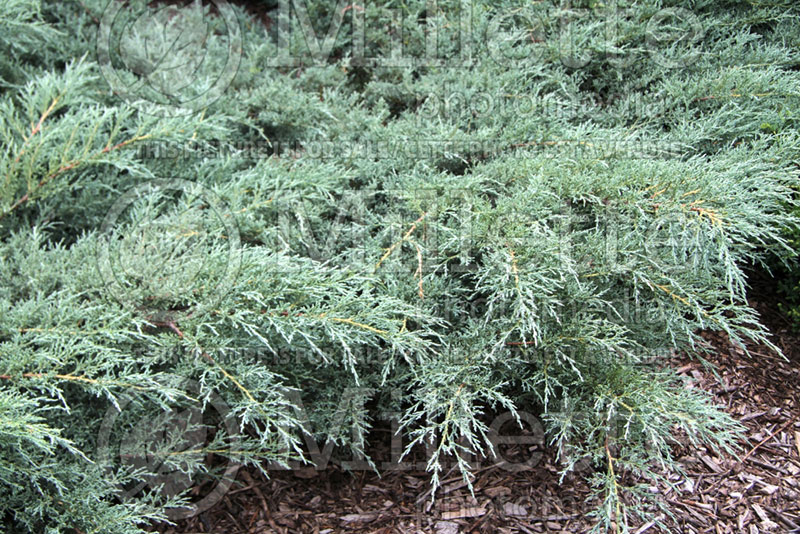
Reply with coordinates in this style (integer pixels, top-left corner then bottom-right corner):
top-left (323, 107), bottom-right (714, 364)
top-left (153, 299), bottom-right (800, 534)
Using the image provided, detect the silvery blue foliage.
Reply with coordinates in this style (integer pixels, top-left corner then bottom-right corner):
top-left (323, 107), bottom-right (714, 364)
top-left (0, 0), bottom-right (798, 532)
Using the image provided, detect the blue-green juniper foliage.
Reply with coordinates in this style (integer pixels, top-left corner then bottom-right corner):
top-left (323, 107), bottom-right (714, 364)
top-left (1, 0), bottom-right (798, 532)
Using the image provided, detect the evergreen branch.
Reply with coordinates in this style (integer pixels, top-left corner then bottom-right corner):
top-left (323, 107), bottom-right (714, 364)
top-left (693, 91), bottom-right (784, 102)
top-left (605, 435), bottom-right (621, 534)
top-left (18, 327), bottom-right (102, 335)
top-left (75, 0), bottom-right (99, 24)
top-left (200, 348), bottom-right (257, 403)
top-left (3, 95), bottom-right (62, 189)
top-left (160, 319), bottom-right (257, 403)
top-left (414, 242), bottom-right (424, 299)
top-left (0, 132), bottom-right (154, 222)
top-left (439, 383), bottom-right (465, 447)
top-left (326, 316), bottom-right (390, 335)
top-left (0, 372), bottom-right (148, 390)
top-left (506, 244), bottom-right (521, 292)
top-left (27, 96), bottom-right (60, 139)
top-left (2, 1), bottom-right (798, 531)
top-left (374, 212), bottom-right (427, 271)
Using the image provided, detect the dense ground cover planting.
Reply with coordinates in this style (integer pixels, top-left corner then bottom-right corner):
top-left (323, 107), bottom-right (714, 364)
top-left (1, 1), bottom-right (798, 532)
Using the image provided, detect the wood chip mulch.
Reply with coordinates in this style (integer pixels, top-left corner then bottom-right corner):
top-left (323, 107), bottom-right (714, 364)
top-left (153, 300), bottom-right (800, 534)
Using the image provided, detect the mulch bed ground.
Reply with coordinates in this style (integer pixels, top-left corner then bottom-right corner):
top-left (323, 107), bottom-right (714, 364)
top-left (154, 298), bottom-right (800, 534)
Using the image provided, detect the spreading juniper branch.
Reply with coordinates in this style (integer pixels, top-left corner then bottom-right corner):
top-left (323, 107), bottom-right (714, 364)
top-left (1, 1), bottom-right (799, 533)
